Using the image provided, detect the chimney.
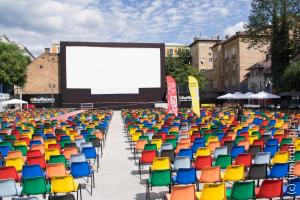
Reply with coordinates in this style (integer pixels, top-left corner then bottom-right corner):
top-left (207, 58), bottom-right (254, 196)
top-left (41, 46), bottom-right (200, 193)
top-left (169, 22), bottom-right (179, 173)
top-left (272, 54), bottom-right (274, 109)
top-left (44, 48), bottom-right (50, 53)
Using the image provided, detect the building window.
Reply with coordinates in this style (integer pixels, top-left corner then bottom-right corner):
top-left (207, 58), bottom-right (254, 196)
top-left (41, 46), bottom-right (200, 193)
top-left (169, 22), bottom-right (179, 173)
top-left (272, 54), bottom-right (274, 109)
top-left (209, 58), bottom-right (213, 63)
top-left (200, 58), bottom-right (205, 64)
top-left (200, 69), bottom-right (205, 72)
top-left (208, 52), bottom-right (212, 56)
top-left (209, 47), bottom-right (212, 51)
top-left (169, 49), bottom-right (173, 56)
top-left (39, 65), bottom-right (43, 69)
top-left (232, 63), bottom-right (236, 71)
top-left (225, 80), bottom-right (229, 88)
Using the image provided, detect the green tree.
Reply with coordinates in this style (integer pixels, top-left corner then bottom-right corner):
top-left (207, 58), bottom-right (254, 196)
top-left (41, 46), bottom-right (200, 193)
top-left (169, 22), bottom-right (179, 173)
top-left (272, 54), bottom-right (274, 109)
top-left (282, 61), bottom-right (300, 91)
top-left (245, 0), bottom-right (300, 91)
top-left (165, 48), bottom-right (206, 89)
top-left (0, 42), bottom-right (30, 88)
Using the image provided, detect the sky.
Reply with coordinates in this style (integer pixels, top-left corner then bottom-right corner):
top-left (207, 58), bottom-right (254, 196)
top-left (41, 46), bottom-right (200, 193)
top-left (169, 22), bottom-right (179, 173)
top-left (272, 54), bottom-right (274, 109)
top-left (0, 0), bottom-right (252, 56)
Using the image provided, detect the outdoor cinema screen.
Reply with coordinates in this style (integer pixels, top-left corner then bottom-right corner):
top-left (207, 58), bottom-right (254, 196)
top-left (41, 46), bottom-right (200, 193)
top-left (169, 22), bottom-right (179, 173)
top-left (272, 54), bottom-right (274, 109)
top-left (60, 42), bottom-right (165, 107)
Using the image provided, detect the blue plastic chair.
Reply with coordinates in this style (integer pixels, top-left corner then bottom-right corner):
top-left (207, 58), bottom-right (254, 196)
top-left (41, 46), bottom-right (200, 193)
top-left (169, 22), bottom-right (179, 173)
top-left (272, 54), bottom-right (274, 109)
top-left (173, 168), bottom-right (197, 185)
top-left (0, 146), bottom-right (11, 157)
top-left (22, 165), bottom-right (44, 178)
top-left (70, 161), bottom-right (94, 195)
top-left (266, 139), bottom-right (279, 146)
top-left (268, 163), bottom-right (289, 178)
top-left (29, 140), bottom-right (42, 147)
top-left (194, 138), bottom-right (205, 144)
top-left (178, 148), bottom-right (193, 161)
top-left (82, 147), bottom-right (99, 171)
top-left (192, 142), bottom-right (205, 153)
top-left (231, 146), bottom-right (245, 158)
top-left (264, 144), bottom-right (278, 157)
top-left (284, 178), bottom-right (300, 198)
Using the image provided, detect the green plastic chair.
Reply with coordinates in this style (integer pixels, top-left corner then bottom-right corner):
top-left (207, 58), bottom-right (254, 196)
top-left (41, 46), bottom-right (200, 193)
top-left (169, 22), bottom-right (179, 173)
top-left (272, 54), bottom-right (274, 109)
top-left (280, 138), bottom-right (292, 147)
top-left (0, 142), bottom-right (13, 150)
top-left (168, 132), bottom-right (179, 140)
top-left (204, 133), bottom-right (213, 143)
top-left (144, 143), bottom-right (157, 151)
top-left (146, 169), bottom-right (171, 200)
top-left (295, 151), bottom-right (300, 161)
top-left (139, 135), bottom-right (149, 141)
top-left (22, 176), bottom-right (50, 195)
top-left (165, 139), bottom-right (177, 149)
top-left (49, 155), bottom-right (68, 167)
top-left (14, 145), bottom-right (28, 156)
top-left (60, 139), bottom-right (72, 148)
top-left (234, 136), bottom-right (245, 145)
top-left (215, 154), bottom-right (232, 169)
top-left (251, 131), bottom-right (261, 139)
top-left (226, 180), bottom-right (255, 200)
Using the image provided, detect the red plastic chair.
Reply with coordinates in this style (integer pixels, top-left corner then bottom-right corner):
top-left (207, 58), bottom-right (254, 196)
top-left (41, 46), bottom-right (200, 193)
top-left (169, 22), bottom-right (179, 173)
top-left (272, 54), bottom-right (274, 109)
top-left (191, 133), bottom-right (201, 143)
top-left (234, 153), bottom-right (252, 167)
top-left (221, 136), bottom-right (232, 146)
top-left (138, 150), bottom-right (156, 179)
top-left (253, 139), bottom-right (264, 150)
top-left (240, 132), bottom-right (249, 140)
top-left (194, 155), bottom-right (212, 170)
top-left (273, 134), bottom-right (283, 144)
top-left (27, 150), bottom-right (42, 159)
top-left (0, 166), bottom-right (21, 181)
top-left (255, 179), bottom-right (283, 199)
top-left (48, 144), bottom-right (62, 153)
top-left (27, 155), bottom-right (46, 169)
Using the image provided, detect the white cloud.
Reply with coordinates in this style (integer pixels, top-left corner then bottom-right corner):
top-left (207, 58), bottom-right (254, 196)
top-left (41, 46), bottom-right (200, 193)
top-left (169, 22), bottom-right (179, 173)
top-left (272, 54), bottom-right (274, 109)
top-left (0, 0), bottom-right (251, 56)
top-left (224, 21), bottom-right (246, 36)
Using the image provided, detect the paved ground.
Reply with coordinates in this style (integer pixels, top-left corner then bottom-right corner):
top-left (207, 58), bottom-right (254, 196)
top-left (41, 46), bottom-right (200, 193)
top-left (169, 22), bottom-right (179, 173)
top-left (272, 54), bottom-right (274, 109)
top-left (50, 110), bottom-right (86, 121)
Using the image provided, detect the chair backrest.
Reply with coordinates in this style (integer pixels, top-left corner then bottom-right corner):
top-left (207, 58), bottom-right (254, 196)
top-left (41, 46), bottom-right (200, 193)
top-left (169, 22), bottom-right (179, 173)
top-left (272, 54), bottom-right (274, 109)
top-left (199, 166), bottom-right (221, 183)
top-left (151, 157), bottom-right (170, 170)
top-left (70, 161), bottom-right (91, 178)
top-left (272, 151), bottom-right (289, 164)
top-left (27, 155), bottom-right (46, 169)
top-left (149, 169), bottom-right (171, 186)
top-left (264, 144), bottom-right (278, 157)
top-left (0, 166), bottom-right (19, 181)
top-left (200, 182), bottom-right (226, 200)
top-left (140, 150), bottom-right (156, 164)
top-left (175, 168), bottom-right (197, 184)
top-left (257, 179), bottom-right (283, 198)
top-left (248, 145), bottom-right (261, 157)
top-left (224, 165), bottom-right (245, 181)
top-left (135, 140), bottom-right (148, 151)
top-left (268, 163), bottom-right (289, 178)
top-left (46, 163), bottom-right (68, 178)
top-left (27, 150), bottom-right (42, 159)
top-left (215, 154), bottom-right (232, 169)
top-left (195, 147), bottom-right (210, 157)
top-left (160, 150), bottom-right (175, 163)
top-left (168, 184), bottom-right (196, 200)
top-left (79, 142), bottom-right (93, 151)
top-left (213, 146), bottom-right (228, 159)
top-left (247, 163), bottom-right (267, 180)
top-left (30, 144), bottom-right (45, 154)
top-left (231, 146), bottom-right (245, 158)
top-left (7, 150), bottom-right (23, 159)
top-left (22, 164), bottom-right (44, 178)
top-left (45, 149), bottom-right (60, 161)
top-left (254, 152), bottom-right (270, 164)
top-left (81, 147), bottom-right (97, 159)
top-left (178, 148), bottom-right (193, 161)
top-left (5, 157), bottom-right (24, 172)
top-left (51, 175), bottom-right (77, 193)
top-left (223, 141), bottom-right (235, 152)
top-left (285, 178), bottom-right (300, 197)
top-left (229, 181), bottom-right (255, 200)
top-left (234, 153), bottom-right (252, 167)
top-left (63, 147), bottom-right (78, 160)
top-left (49, 155), bottom-right (67, 167)
top-left (194, 155), bottom-right (212, 170)
top-left (173, 156), bottom-right (191, 170)
top-left (22, 176), bottom-right (49, 195)
top-left (12, 197), bottom-right (39, 200)
top-left (0, 179), bottom-right (20, 197)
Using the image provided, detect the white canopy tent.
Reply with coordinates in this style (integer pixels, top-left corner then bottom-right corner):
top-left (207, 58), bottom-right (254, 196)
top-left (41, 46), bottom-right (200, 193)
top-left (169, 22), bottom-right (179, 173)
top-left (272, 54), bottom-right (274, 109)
top-left (243, 92), bottom-right (255, 99)
top-left (232, 92), bottom-right (245, 99)
top-left (217, 93), bottom-right (235, 99)
top-left (2, 99), bottom-right (28, 111)
top-left (248, 91), bottom-right (280, 99)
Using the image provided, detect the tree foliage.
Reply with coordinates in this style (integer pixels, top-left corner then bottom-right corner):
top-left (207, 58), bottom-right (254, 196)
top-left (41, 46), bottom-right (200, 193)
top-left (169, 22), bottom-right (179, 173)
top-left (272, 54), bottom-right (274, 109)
top-left (165, 48), bottom-right (206, 89)
top-left (0, 42), bottom-right (30, 88)
top-left (283, 61), bottom-right (300, 91)
top-left (245, 0), bottom-right (300, 91)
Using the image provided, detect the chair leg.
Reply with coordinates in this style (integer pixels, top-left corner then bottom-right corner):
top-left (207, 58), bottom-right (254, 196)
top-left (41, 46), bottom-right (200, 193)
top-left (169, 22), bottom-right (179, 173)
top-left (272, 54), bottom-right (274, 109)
top-left (146, 183), bottom-right (150, 200)
top-left (91, 175), bottom-right (93, 196)
top-left (97, 155), bottom-right (99, 172)
top-left (138, 160), bottom-right (141, 179)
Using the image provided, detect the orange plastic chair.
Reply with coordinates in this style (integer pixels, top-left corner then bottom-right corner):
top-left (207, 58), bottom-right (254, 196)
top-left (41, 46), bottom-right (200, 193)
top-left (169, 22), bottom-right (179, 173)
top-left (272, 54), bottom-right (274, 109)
top-left (238, 140), bottom-right (250, 151)
top-left (165, 184), bottom-right (196, 200)
top-left (31, 144), bottom-right (45, 155)
top-left (7, 150), bottom-right (23, 159)
top-left (208, 141), bottom-right (220, 152)
top-left (63, 147), bottom-right (79, 160)
top-left (198, 166), bottom-right (221, 183)
top-left (46, 163), bottom-right (68, 179)
top-left (175, 142), bottom-right (190, 154)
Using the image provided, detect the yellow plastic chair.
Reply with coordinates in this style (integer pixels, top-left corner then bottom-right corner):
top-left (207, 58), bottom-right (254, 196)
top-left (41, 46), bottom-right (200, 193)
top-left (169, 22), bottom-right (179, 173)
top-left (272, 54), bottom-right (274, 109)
top-left (207, 136), bottom-right (219, 144)
top-left (51, 175), bottom-right (80, 195)
top-left (197, 182), bottom-right (226, 200)
top-left (272, 151), bottom-right (289, 164)
top-left (14, 141), bottom-right (28, 147)
top-left (5, 157), bottom-right (25, 172)
top-left (151, 139), bottom-right (163, 150)
top-left (45, 149), bottom-right (60, 161)
top-left (249, 135), bottom-right (259, 144)
top-left (131, 132), bottom-right (142, 142)
top-left (223, 165), bottom-right (245, 182)
top-left (151, 157), bottom-right (170, 170)
top-left (45, 139), bottom-right (57, 149)
top-left (195, 147), bottom-right (210, 157)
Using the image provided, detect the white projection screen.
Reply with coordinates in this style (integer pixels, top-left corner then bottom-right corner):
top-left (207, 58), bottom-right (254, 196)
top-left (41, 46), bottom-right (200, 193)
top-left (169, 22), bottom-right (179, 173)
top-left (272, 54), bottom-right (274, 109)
top-left (60, 42), bottom-right (165, 108)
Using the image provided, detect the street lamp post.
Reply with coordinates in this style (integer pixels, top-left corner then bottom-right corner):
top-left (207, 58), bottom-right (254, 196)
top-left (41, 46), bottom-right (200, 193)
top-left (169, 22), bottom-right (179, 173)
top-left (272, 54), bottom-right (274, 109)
top-left (49, 83), bottom-right (55, 108)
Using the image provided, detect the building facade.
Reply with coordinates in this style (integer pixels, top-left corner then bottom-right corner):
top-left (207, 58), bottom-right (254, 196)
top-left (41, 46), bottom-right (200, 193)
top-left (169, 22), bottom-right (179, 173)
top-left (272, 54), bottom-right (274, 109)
top-left (20, 48), bottom-right (60, 107)
top-left (212, 32), bottom-right (268, 92)
top-left (165, 43), bottom-right (189, 57)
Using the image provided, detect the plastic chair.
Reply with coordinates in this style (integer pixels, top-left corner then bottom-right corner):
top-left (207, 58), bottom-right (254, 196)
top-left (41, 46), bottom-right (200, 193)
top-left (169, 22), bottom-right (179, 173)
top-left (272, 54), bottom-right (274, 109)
top-left (27, 150), bottom-right (42, 159)
top-left (195, 147), bottom-right (210, 157)
top-left (45, 149), bottom-right (60, 161)
top-left (7, 150), bottom-right (23, 159)
top-left (48, 194), bottom-right (76, 200)
top-left (50, 175), bottom-right (81, 200)
top-left (160, 150), bottom-right (175, 163)
top-left (268, 163), bottom-right (289, 178)
top-left (264, 144), bottom-right (278, 157)
top-left (231, 146), bottom-right (245, 158)
top-left (213, 146), bottom-right (228, 159)
top-left (197, 182), bottom-right (226, 200)
top-left (173, 168), bottom-right (197, 185)
top-left (49, 155), bottom-right (68, 167)
top-left (178, 148), bottom-right (193, 161)
top-left (0, 166), bottom-right (21, 182)
top-left (254, 152), bottom-right (270, 165)
top-left (272, 151), bottom-right (289, 164)
top-left (173, 156), bottom-right (191, 171)
top-left (248, 145), bottom-right (261, 157)
top-left (0, 145), bottom-right (11, 157)
top-left (247, 163), bottom-right (268, 186)
top-left (46, 163), bottom-right (68, 179)
top-left (255, 179), bottom-right (283, 199)
top-left (5, 157), bottom-right (24, 172)
top-left (223, 165), bottom-right (245, 182)
top-left (138, 150), bottom-right (156, 179)
top-left (0, 179), bottom-right (22, 197)
top-left (191, 142), bottom-right (205, 153)
top-left (22, 176), bottom-right (50, 196)
top-left (194, 155), bottom-right (212, 170)
top-left (27, 155), bottom-right (46, 169)
top-left (63, 147), bottom-right (79, 160)
top-left (198, 166), bottom-right (221, 183)
top-left (227, 180), bottom-right (255, 200)
top-left (70, 161), bottom-right (94, 195)
top-left (81, 147), bottom-right (99, 171)
top-left (134, 140), bottom-right (148, 161)
top-left (165, 184), bottom-right (196, 200)
top-left (146, 169), bottom-right (171, 200)
top-left (234, 153), bottom-right (252, 167)
top-left (215, 154), bottom-right (232, 169)
top-left (22, 164), bottom-right (44, 178)
top-left (284, 178), bottom-right (300, 199)
top-left (30, 144), bottom-right (45, 155)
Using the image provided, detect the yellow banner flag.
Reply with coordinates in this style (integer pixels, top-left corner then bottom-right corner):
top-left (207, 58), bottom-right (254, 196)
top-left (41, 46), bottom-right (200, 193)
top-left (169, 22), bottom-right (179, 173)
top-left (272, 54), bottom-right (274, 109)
top-left (188, 76), bottom-right (200, 116)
